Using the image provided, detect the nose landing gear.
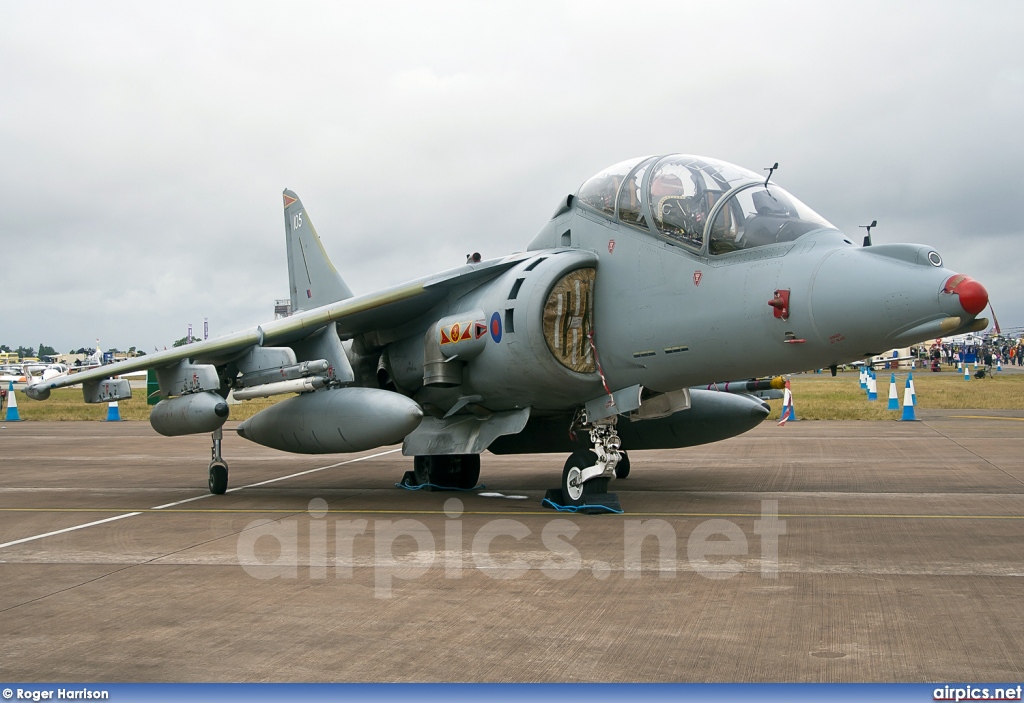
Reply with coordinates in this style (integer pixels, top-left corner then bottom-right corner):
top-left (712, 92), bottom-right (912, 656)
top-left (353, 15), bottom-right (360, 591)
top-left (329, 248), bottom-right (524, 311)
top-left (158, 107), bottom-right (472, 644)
top-left (557, 416), bottom-right (623, 508)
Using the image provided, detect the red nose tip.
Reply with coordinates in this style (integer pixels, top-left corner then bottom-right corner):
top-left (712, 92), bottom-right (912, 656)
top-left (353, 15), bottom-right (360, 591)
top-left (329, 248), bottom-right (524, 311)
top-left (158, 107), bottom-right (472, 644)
top-left (944, 275), bottom-right (989, 316)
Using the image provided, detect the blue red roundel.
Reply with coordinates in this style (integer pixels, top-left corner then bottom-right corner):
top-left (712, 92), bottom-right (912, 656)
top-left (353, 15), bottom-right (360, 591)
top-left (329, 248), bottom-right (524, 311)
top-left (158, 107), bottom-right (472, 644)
top-left (489, 311), bottom-right (502, 343)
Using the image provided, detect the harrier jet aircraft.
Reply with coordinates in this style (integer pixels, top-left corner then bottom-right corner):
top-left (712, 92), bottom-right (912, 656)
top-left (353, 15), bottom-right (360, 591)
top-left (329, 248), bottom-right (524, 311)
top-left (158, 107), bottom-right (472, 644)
top-left (25, 154), bottom-right (991, 506)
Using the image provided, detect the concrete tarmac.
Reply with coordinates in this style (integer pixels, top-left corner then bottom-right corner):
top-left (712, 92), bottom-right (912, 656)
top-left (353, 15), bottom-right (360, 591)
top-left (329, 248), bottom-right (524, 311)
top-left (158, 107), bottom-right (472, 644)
top-left (1, 414), bottom-right (1022, 682)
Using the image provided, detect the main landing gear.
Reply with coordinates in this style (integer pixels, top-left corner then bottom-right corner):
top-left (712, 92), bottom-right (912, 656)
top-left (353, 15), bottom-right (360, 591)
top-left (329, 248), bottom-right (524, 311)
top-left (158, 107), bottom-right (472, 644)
top-left (208, 427), bottom-right (229, 495)
top-left (559, 418), bottom-right (624, 507)
top-left (411, 454), bottom-right (481, 490)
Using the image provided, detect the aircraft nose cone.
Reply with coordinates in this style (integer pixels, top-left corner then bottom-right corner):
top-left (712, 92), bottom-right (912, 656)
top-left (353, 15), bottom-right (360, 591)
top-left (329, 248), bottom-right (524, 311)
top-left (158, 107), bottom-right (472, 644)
top-left (944, 275), bottom-right (989, 316)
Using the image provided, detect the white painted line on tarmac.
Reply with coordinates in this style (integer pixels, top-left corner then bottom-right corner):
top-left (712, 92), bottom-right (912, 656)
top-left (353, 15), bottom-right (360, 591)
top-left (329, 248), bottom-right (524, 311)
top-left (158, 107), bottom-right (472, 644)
top-left (0, 513), bottom-right (143, 550)
top-left (223, 448), bottom-right (402, 492)
top-left (1, 447), bottom-right (404, 549)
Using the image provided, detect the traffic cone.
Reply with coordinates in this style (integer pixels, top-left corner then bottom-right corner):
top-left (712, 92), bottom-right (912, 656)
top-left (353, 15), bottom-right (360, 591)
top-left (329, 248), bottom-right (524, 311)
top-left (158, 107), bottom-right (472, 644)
top-left (887, 374), bottom-right (899, 410)
top-left (964, 363), bottom-right (970, 381)
top-left (900, 378), bottom-right (918, 421)
top-left (908, 371), bottom-right (917, 407)
top-left (997, 357), bottom-right (1003, 372)
top-left (5, 381), bottom-right (21, 421)
top-left (105, 400), bottom-right (122, 422)
top-left (867, 373), bottom-right (878, 401)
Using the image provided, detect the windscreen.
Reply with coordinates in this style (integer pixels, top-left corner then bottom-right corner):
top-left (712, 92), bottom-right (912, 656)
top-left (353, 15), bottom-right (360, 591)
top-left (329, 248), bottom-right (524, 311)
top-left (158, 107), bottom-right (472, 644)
top-left (708, 184), bottom-right (836, 254)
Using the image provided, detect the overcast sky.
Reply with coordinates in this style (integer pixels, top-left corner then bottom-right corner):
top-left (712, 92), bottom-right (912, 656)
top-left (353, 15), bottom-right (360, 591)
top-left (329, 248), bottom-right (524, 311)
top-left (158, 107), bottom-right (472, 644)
top-left (2, 1), bottom-right (1022, 352)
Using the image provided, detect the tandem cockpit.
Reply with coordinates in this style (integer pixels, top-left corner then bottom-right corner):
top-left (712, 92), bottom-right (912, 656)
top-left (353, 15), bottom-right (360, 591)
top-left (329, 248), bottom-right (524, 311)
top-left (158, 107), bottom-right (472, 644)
top-left (573, 154), bottom-right (837, 255)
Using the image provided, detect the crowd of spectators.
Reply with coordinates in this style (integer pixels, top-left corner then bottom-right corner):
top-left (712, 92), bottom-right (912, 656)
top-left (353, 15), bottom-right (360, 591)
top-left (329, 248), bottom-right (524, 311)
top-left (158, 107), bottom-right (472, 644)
top-left (916, 339), bottom-right (1024, 372)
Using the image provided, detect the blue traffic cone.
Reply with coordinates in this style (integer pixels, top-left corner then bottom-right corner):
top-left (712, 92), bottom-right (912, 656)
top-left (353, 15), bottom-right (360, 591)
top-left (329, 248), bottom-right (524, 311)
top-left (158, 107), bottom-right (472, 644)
top-left (964, 363), bottom-right (970, 381)
top-left (5, 381), bottom-right (22, 421)
top-left (105, 400), bottom-right (122, 421)
top-left (997, 357), bottom-right (1003, 372)
top-left (867, 373), bottom-right (878, 401)
top-left (900, 378), bottom-right (918, 421)
top-left (908, 371), bottom-right (917, 406)
top-left (887, 374), bottom-right (899, 410)
top-left (859, 367), bottom-right (867, 389)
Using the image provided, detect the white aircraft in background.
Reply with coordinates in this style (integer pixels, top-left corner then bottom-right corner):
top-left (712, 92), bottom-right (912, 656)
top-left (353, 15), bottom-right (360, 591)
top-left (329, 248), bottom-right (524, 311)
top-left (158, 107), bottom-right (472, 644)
top-left (1, 362), bottom-right (69, 386)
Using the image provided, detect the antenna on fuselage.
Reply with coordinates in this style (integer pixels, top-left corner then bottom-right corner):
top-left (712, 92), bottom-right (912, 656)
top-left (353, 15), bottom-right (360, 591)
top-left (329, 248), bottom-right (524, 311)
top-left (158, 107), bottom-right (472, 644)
top-left (860, 220), bottom-right (877, 247)
top-left (763, 162), bottom-right (779, 188)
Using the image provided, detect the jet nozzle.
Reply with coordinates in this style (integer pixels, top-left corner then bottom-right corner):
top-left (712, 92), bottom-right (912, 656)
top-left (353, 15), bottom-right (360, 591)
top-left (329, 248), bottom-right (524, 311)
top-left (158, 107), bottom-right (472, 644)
top-left (943, 275), bottom-right (988, 316)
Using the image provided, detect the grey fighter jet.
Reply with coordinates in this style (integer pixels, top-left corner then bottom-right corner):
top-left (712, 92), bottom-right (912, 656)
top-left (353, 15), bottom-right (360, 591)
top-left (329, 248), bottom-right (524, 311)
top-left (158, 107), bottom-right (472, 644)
top-left (25, 154), bottom-right (991, 506)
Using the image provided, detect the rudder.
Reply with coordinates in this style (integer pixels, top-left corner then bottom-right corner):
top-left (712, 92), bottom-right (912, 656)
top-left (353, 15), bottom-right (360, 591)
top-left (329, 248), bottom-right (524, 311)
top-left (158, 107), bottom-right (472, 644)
top-left (283, 189), bottom-right (354, 313)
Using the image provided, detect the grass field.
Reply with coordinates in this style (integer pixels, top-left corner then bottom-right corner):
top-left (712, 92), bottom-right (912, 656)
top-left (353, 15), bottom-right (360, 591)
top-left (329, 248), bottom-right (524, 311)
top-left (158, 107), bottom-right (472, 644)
top-left (769, 369), bottom-right (1024, 420)
top-left (5, 369), bottom-right (1023, 422)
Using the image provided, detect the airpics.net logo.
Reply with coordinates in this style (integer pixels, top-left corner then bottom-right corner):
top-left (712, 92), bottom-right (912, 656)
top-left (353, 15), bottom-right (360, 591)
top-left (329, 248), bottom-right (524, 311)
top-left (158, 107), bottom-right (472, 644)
top-left (934, 685), bottom-right (1023, 701)
top-left (234, 498), bottom-right (787, 598)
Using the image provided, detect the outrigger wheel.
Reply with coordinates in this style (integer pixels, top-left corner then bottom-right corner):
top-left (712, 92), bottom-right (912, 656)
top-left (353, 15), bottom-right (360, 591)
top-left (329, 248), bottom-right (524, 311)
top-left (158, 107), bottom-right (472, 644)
top-left (561, 450), bottom-right (610, 506)
top-left (413, 454), bottom-right (481, 490)
top-left (208, 427), bottom-right (228, 495)
top-left (208, 461), bottom-right (228, 495)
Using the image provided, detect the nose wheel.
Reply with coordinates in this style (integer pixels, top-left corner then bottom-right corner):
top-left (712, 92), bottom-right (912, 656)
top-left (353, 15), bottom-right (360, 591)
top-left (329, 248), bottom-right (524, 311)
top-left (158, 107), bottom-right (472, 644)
top-left (556, 416), bottom-right (621, 507)
top-left (561, 450), bottom-right (611, 506)
top-left (614, 450), bottom-right (631, 478)
top-left (208, 427), bottom-right (229, 495)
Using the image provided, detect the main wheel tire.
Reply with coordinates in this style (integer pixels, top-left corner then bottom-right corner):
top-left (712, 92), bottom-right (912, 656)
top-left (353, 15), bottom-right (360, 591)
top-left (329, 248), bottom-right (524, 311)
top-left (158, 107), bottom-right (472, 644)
top-left (614, 450), bottom-right (631, 479)
top-left (413, 455), bottom-right (433, 486)
top-left (414, 454), bottom-right (481, 489)
top-left (561, 450), bottom-right (600, 506)
top-left (449, 454), bottom-right (481, 489)
top-left (208, 461), bottom-right (228, 495)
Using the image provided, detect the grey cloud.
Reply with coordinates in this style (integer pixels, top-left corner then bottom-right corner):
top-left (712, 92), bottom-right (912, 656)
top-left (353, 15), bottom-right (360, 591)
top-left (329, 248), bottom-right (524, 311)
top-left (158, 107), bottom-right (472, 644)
top-left (1, 1), bottom-right (1022, 350)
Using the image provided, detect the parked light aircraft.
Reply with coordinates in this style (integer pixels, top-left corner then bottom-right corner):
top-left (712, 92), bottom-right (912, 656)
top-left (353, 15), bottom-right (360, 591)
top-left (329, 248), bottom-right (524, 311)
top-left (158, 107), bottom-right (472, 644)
top-left (2, 362), bottom-right (68, 385)
top-left (25, 154), bottom-right (991, 506)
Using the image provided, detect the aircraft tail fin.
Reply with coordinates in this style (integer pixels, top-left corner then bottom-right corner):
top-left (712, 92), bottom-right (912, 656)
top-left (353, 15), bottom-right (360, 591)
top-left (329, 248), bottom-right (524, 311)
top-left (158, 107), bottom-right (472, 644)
top-left (282, 189), bottom-right (354, 313)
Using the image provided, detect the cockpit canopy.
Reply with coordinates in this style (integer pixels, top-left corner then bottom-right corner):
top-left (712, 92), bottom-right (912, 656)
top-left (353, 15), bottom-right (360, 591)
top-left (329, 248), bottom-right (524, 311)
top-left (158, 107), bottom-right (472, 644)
top-left (576, 154), bottom-right (835, 254)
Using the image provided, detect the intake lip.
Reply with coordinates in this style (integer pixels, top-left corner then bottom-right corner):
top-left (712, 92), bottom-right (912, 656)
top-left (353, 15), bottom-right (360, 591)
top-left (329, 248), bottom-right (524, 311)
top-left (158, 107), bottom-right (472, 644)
top-left (943, 275), bottom-right (989, 316)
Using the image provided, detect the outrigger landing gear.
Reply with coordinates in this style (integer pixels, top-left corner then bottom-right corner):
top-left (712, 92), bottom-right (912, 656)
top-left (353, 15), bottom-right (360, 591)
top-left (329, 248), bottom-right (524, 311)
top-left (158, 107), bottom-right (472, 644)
top-left (558, 417), bottom-right (622, 507)
top-left (208, 427), bottom-right (229, 495)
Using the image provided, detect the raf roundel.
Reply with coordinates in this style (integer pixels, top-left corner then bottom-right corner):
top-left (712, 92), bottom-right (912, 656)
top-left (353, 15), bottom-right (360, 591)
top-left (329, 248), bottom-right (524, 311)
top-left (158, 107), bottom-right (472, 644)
top-left (489, 311), bottom-right (502, 343)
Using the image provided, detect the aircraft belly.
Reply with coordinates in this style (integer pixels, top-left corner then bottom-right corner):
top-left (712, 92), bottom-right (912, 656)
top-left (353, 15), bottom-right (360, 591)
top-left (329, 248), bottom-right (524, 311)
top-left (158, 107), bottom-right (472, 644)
top-left (402, 407), bottom-right (530, 456)
top-left (489, 390), bottom-right (768, 454)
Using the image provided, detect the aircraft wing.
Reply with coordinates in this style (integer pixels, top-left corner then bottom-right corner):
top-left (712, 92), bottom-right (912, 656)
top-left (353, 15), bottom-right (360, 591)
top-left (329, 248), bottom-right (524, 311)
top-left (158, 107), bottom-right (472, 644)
top-left (25, 252), bottom-right (533, 397)
top-left (259, 251), bottom-right (534, 346)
